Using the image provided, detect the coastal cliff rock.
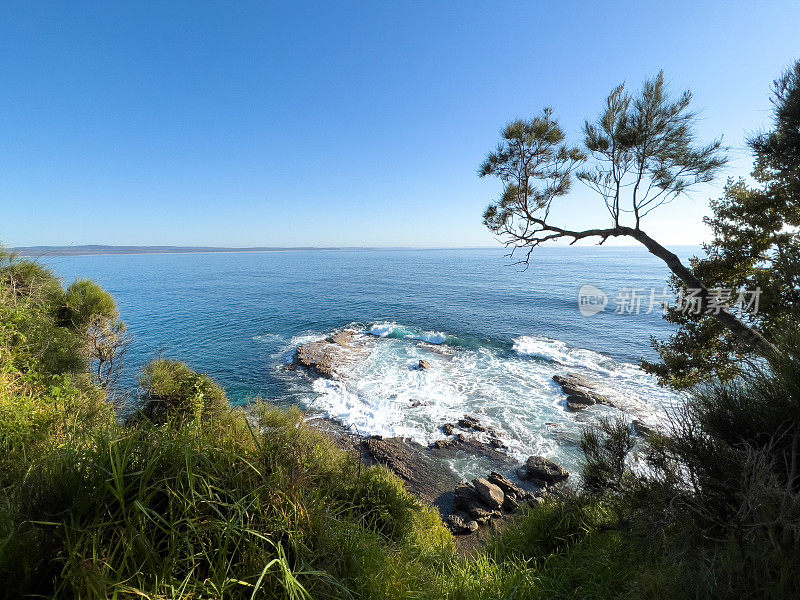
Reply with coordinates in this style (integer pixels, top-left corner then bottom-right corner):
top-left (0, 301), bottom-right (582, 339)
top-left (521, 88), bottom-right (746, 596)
top-left (553, 373), bottom-right (619, 411)
top-left (445, 472), bottom-right (539, 534)
top-left (359, 436), bottom-right (460, 505)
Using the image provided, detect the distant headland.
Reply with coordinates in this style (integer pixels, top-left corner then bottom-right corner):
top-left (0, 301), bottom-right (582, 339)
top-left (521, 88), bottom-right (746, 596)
top-left (13, 245), bottom-right (383, 257)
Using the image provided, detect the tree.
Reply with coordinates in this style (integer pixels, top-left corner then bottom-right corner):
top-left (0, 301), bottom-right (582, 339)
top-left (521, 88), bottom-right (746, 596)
top-left (481, 71), bottom-right (775, 357)
top-left (62, 279), bottom-right (128, 387)
top-left (643, 61), bottom-right (800, 387)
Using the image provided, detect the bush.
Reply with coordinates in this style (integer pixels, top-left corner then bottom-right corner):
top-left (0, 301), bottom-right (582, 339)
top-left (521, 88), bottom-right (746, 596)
top-left (137, 359), bottom-right (229, 425)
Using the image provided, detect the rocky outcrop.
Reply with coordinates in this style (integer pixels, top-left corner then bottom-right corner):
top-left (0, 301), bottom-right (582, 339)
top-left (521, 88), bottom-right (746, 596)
top-left (446, 472), bottom-right (540, 534)
top-left (359, 436), bottom-right (460, 505)
top-left (434, 415), bottom-right (509, 454)
top-left (472, 478), bottom-right (504, 510)
top-left (418, 359), bottom-right (431, 370)
top-left (553, 373), bottom-right (619, 411)
top-left (430, 433), bottom-right (512, 463)
top-left (293, 330), bottom-right (365, 379)
top-left (447, 511), bottom-right (479, 533)
top-left (516, 455), bottom-right (569, 486)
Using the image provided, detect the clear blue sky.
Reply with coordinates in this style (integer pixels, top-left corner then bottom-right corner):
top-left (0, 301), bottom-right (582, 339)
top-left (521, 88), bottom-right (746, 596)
top-left (2, 1), bottom-right (798, 248)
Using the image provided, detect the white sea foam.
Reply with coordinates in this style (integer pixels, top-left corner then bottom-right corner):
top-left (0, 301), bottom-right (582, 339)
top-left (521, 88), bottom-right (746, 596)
top-left (283, 323), bottom-right (682, 478)
top-left (367, 321), bottom-right (447, 345)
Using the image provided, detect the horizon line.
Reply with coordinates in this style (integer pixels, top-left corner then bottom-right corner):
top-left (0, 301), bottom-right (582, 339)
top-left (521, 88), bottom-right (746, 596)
top-left (11, 243), bottom-right (703, 257)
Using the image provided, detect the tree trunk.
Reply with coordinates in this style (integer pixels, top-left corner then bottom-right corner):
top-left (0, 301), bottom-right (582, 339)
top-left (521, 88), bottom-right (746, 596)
top-left (624, 227), bottom-right (778, 355)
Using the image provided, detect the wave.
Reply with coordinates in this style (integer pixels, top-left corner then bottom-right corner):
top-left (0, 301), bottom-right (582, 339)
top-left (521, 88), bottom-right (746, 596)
top-left (279, 322), bottom-right (681, 479)
top-left (512, 335), bottom-right (615, 372)
top-left (367, 322), bottom-right (448, 345)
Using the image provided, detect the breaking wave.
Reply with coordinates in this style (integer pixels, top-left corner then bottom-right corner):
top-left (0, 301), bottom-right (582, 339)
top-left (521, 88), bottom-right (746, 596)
top-left (278, 321), bottom-right (683, 478)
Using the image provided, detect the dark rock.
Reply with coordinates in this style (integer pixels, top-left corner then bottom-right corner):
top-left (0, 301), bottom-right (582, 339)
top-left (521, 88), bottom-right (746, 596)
top-left (566, 394), bottom-right (595, 411)
top-left (466, 502), bottom-right (496, 524)
top-left (447, 511), bottom-right (479, 534)
top-left (284, 363), bottom-right (297, 371)
top-left (360, 436), bottom-right (459, 504)
top-left (472, 477), bottom-right (504, 510)
top-left (418, 359), bottom-right (431, 370)
top-left (488, 471), bottom-right (532, 501)
top-left (489, 437), bottom-right (508, 450)
top-left (453, 482), bottom-right (482, 510)
top-left (553, 373), bottom-right (614, 409)
top-left (517, 456), bottom-right (569, 486)
top-left (441, 422), bottom-right (456, 435)
top-left (457, 414), bottom-right (486, 432)
top-left (502, 495), bottom-right (519, 512)
top-left (429, 435), bottom-right (515, 466)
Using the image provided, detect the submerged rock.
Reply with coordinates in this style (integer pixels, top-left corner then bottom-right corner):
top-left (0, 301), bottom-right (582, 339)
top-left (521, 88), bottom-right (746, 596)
top-left (516, 455), bottom-right (569, 486)
top-left (632, 418), bottom-right (656, 437)
top-left (457, 414), bottom-right (486, 432)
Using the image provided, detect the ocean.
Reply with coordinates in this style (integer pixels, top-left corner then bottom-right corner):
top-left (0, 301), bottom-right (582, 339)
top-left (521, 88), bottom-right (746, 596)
top-left (41, 246), bottom-right (694, 477)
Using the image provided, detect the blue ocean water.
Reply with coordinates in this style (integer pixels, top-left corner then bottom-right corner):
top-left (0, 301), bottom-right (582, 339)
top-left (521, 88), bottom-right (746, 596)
top-left (42, 246), bottom-right (695, 476)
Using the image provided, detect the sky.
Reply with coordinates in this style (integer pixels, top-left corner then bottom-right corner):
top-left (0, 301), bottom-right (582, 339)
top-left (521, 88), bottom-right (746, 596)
top-left (1, 1), bottom-right (799, 248)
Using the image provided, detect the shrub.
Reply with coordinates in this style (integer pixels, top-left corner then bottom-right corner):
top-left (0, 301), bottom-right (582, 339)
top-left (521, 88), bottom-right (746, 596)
top-left (137, 359), bottom-right (229, 425)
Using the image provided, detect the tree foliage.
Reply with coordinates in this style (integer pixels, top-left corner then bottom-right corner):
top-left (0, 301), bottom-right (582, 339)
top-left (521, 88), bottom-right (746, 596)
top-left (480, 72), bottom-right (773, 355)
top-left (645, 60), bottom-right (800, 387)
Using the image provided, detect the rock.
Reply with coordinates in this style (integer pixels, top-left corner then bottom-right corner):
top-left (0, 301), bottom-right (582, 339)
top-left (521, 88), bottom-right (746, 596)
top-left (457, 415), bottom-right (486, 432)
top-left (441, 422), bottom-right (456, 435)
top-left (472, 477), bottom-right (504, 510)
top-left (517, 456), bottom-right (569, 486)
top-left (429, 434), bottom-right (515, 466)
top-left (360, 436), bottom-right (460, 504)
top-left (528, 496), bottom-right (545, 506)
top-left (284, 363), bottom-right (297, 371)
top-left (566, 395), bottom-right (595, 411)
top-left (553, 373), bottom-right (612, 409)
top-left (502, 495), bottom-right (519, 512)
top-left (466, 503), bottom-right (496, 524)
top-left (447, 511), bottom-right (479, 534)
top-left (489, 437), bottom-right (508, 450)
top-left (326, 330), bottom-right (355, 346)
top-left (453, 482), bottom-right (482, 510)
top-left (418, 359), bottom-right (431, 370)
top-left (487, 471), bottom-right (532, 501)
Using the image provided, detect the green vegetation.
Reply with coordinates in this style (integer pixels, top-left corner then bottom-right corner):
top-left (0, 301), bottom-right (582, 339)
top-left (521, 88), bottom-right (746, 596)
top-left (645, 60), bottom-right (800, 387)
top-left (2, 61), bottom-right (799, 599)
top-left (0, 248), bottom-right (659, 598)
top-left (480, 70), bottom-right (772, 359)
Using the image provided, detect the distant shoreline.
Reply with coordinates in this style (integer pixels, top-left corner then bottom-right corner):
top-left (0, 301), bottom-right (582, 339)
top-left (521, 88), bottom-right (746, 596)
top-left (12, 243), bottom-right (699, 257)
top-left (12, 245), bottom-right (498, 257)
